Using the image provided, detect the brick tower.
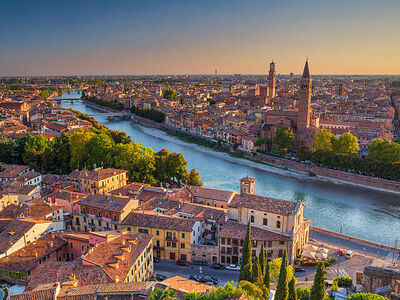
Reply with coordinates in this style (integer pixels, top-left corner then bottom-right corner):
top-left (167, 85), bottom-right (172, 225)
top-left (240, 176), bottom-right (255, 195)
top-left (268, 61), bottom-right (276, 99)
top-left (297, 60), bottom-right (312, 133)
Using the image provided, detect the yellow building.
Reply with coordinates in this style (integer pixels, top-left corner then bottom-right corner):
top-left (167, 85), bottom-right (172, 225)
top-left (82, 232), bottom-right (153, 283)
top-left (122, 212), bottom-right (202, 261)
top-left (68, 168), bottom-right (127, 194)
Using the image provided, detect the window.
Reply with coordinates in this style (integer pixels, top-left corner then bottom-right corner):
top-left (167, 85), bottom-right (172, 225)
top-left (181, 243), bottom-right (185, 249)
top-left (167, 242), bottom-right (171, 247)
top-left (276, 221), bottom-right (281, 229)
top-left (81, 245), bottom-right (85, 252)
top-left (70, 242), bottom-right (73, 249)
top-left (221, 238), bottom-right (225, 244)
top-left (250, 215), bottom-right (254, 223)
top-left (172, 242), bottom-right (177, 248)
top-left (139, 228), bottom-right (149, 234)
top-left (105, 212), bottom-right (109, 218)
top-left (90, 209), bottom-right (93, 215)
top-left (156, 230), bottom-right (160, 236)
top-left (263, 218), bottom-right (268, 226)
top-left (181, 233), bottom-right (185, 239)
top-left (267, 250), bottom-right (273, 257)
top-left (279, 241), bottom-right (284, 245)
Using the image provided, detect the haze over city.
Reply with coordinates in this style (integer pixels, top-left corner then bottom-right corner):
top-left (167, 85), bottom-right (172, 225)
top-left (1, 0), bottom-right (400, 76)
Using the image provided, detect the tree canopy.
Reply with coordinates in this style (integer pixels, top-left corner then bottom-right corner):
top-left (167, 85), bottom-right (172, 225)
top-left (275, 126), bottom-right (295, 154)
top-left (368, 138), bottom-right (400, 163)
top-left (163, 89), bottom-right (178, 99)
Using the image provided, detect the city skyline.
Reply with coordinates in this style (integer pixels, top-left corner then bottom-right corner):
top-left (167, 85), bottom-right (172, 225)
top-left (1, 0), bottom-right (400, 76)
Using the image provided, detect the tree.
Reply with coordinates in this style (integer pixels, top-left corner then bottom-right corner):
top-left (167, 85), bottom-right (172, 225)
top-left (207, 98), bottom-right (216, 105)
top-left (297, 146), bottom-right (312, 162)
top-left (238, 281), bottom-right (264, 300)
top-left (85, 132), bottom-right (115, 168)
top-left (255, 137), bottom-right (272, 151)
top-left (186, 169), bottom-right (203, 186)
top-left (163, 89), bottom-right (178, 99)
top-left (149, 288), bottom-right (177, 300)
top-left (259, 242), bottom-right (266, 276)
top-left (184, 291), bottom-right (204, 300)
top-left (69, 129), bottom-right (95, 169)
top-left (275, 249), bottom-right (289, 300)
top-left (288, 278), bottom-right (297, 300)
top-left (275, 126), bottom-right (295, 154)
top-left (167, 152), bottom-right (189, 185)
top-left (313, 129), bottom-right (334, 152)
top-left (310, 262), bottom-right (327, 300)
top-left (251, 257), bottom-right (262, 284)
top-left (332, 132), bottom-right (359, 156)
top-left (239, 221), bottom-right (252, 282)
top-left (268, 257), bottom-right (294, 283)
top-left (296, 287), bottom-right (311, 300)
top-left (368, 138), bottom-right (400, 163)
top-left (263, 260), bottom-right (271, 290)
top-left (348, 293), bottom-right (386, 300)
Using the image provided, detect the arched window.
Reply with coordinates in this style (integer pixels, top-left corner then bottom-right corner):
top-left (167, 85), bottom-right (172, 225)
top-left (276, 221), bottom-right (281, 229)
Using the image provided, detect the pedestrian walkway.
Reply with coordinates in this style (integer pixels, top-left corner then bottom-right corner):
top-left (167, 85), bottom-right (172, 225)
top-left (328, 268), bottom-right (349, 278)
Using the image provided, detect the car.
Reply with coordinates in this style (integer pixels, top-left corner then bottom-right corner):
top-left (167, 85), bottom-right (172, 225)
top-left (337, 249), bottom-right (346, 256)
top-left (345, 250), bottom-right (353, 258)
top-left (154, 273), bottom-right (167, 281)
top-left (211, 263), bottom-right (225, 270)
top-left (176, 259), bottom-right (190, 266)
top-left (294, 267), bottom-right (306, 273)
top-left (153, 257), bottom-right (160, 263)
top-left (226, 264), bottom-right (240, 271)
top-left (189, 274), bottom-right (201, 282)
top-left (199, 276), bottom-right (218, 285)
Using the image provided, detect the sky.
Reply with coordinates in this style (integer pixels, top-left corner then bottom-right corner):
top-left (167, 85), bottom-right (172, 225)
top-left (1, 0), bottom-right (399, 76)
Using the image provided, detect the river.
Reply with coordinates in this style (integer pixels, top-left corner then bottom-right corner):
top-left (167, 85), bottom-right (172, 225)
top-left (56, 92), bottom-right (400, 247)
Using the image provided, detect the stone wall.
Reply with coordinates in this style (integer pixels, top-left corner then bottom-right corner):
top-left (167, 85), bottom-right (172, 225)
top-left (191, 244), bottom-right (219, 264)
top-left (363, 266), bottom-right (400, 295)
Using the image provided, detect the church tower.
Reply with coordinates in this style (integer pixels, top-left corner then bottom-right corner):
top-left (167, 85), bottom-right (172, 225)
top-left (297, 60), bottom-right (312, 133)
top-left (240, 176), bottom-right (255, 195)
top-left (268, 61), bottom-right (276, 99)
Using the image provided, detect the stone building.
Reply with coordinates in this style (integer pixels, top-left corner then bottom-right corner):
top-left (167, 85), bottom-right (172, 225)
top-left (363, 266), bottom-right (400, 297)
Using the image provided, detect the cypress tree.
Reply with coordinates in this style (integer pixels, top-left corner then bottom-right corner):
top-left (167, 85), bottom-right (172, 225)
top-left (275, 249), bottom-right (289, 300)
top-left (288, 278), bottom-right (298, 300)
top-left (311, 262), bottom-right (327, 300)
top-left (259, 242), bottom-right (266, 276)
top-left (264, 261), bottom-right (271, 290)
top-left (239, 220), bottom-right (252, 281)
top-left (251, 256), bottom-right (262, 283)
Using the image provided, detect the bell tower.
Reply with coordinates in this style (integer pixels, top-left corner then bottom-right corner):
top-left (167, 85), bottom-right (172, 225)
top-left (268, 61), bottom-right (276, 99)
top-left (240, 176), bottom-right (255, 195)
top-left (297, 60), bottom-right (312, 133)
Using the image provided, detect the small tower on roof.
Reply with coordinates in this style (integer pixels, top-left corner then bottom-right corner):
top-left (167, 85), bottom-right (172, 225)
top-left (240, 176), bottom-right (255, 195)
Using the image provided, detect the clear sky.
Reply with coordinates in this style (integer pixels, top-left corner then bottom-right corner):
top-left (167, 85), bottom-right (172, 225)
top-left (1, 0), bottom-right (399, 76)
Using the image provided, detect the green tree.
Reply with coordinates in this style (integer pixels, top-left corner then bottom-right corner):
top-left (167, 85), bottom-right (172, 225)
top-left (313, 129), bottom-right (334, 152)
top-left (149, 288), bottom-right (177, 300)
top-left (275, 126), bottom-right (295, 154)
top-left (69, 129), bottom-right (95, 169)
top-left (264, 260), bottom-right (271, 290)
top-left (251, 257), bottom-right (262, 284)
top-left (332, 132), bottom-right (359, 156)
top-left (154, 148), bottom-right (171, 184)
top-left (167, 152), bottom-right (189, 185)
top-left (239, 221), bottom-right (252, 282)
top-left (368, 138), bottom-right (400, 163)
top-left (297, 146), bottom-right (312, 162)
top-left (207, 98), bottom-right (216, 105)
top-left (163, 89), bottom-right (178, 99)
top-left (288, 278), bottom-right (297, 300)
top-left (85, 132), bottom-right (115, 168)
top-left (259, 242), bottom-right (266, 276)
top-left (275, 249), bottom-right (289, 300)
top-left (184, 291), bottom-right (204, 300)
top-left (186, 169), bottom-right (203, 186)
top-left (268, 257), bottom-right (294, 283)
top-left (348, 293), bottom-right (386, 300)
top-left (310, 262), bottom-right (327, 300)
top-left (238, 281), bottom-right (264, 300)
top-left (296, 287), bottom-right (311, 300)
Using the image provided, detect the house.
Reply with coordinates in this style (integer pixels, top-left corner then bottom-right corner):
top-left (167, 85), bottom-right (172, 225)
top-left (0, 164), bottom-right (30, 184)
top-left (75, 194), bottom-right (138, 232)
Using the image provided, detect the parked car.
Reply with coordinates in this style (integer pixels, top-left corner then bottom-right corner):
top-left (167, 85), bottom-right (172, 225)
top-left (189, 274), bottom-right (201, 282)
top-left (153, 257), bottom-right (160, 263)
top-left (294, 267), bottom-right (305, 273)
top-left (337, 249), bottom-right (346, 256)
top-left (154, 273), bottom-right (167, 281)
top-left (226, 264), bottom-right (240, 271)
top-left (200, 276), bottom-right (218, 285)
top-left (211, 263), bottom-right (225, 270)
top-left (345, 250), bottom-right (353, 258)
top-left (176, 259), bottom-right (190, 266)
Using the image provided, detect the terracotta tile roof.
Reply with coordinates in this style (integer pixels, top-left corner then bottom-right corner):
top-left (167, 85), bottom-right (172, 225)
top-left (0, 233), bottom-right (66, 273)
top-left (11, 287), bottom-right (57, 300)
top-left (0, 218), bottom-right (38, 254)
top-left (82, 233), bottom-right (152, 282)
top-left (159, 276), bottom-right (215, 294)
top-left (0, 204), bottom-right (28, 218)
top-left (78, 194), bottom-right (133, 213)
top-left (122, 212), bottom-right (196, 232)
top-left (136, 187), bottom-right (168, 203)
top-left (48, 189), bottom-right (88, 203)
top-left (17, 171), bottom-right (41, 183)
top-left (185, 186), bottom-right (236, 203)
top-left (26, 261), bottom-right (112, 292)
top-left (110, 182), bottom-right (150, 197)
top-left (219, 219), bottom-right (292, 241)
top-left (0, 164), bottom-right (29, 179)
top-left (28, 199), bottom-right (62, 219)
top-left (68, 168), bottom-right (126, 181)
top-left (228, 193), bottom-right (299, 215)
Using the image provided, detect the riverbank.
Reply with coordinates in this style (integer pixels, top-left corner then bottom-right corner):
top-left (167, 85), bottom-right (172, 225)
top-left (131, 114), bottom-right (400, 195)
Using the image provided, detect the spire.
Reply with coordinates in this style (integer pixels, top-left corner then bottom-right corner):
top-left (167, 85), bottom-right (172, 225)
top-left (302, 59), bottom-right (310, 79)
